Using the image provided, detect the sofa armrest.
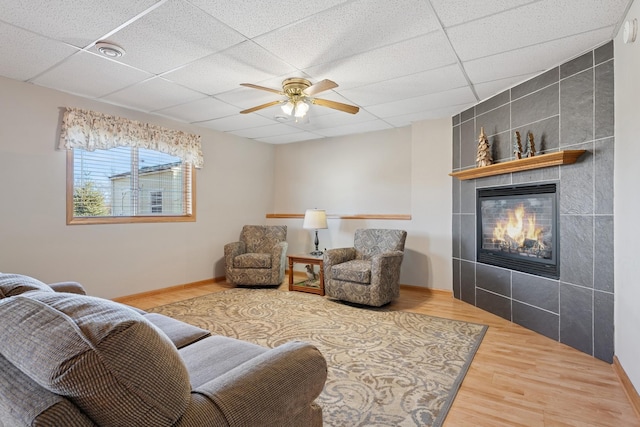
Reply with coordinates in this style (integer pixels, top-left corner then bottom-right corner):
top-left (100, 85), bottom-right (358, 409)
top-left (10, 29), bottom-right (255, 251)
top-left (48, 281), bottom-right (87, 295)
top-left (194, 341), bottom-right (327, 426)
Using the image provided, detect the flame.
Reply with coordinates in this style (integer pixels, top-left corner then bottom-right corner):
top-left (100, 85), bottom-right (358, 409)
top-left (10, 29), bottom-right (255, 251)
top-left (493, 204), bottom-right (544, 248)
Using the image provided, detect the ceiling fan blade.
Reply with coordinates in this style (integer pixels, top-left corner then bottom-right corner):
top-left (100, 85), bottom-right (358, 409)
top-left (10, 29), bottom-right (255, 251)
top-left (312, 98), bottom-right (359, 114)
top-left (303, 79), bottom-right (338, 96)
top-left (240, 83), bottom-right (283, 95)
top-left (240, 100), bottom-right (282, 114)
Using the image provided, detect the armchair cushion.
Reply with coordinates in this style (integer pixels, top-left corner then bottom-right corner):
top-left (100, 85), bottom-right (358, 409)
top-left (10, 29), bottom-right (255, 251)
top-left (0, 292), bottom-right (191, 427)
top-left (234, 252), bottom-right (272, 269)
top-left (331, 260), bottom-right (371, 284)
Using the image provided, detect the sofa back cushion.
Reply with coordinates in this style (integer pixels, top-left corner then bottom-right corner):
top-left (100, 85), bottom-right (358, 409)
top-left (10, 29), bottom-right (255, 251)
top-left (0, 292), bottom-right (191, 427)
top-left (241, 225), bottom-right (287, 254)
top-left (0, 273), bottom-right (54, 298)
top-left (354, 229), bottom-right (407, 260)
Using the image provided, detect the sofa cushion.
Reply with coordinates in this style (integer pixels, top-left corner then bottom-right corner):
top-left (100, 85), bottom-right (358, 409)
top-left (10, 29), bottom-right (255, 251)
top-left (0, 273), bottom-right (54, 299)
top-left (0, 292), bottom-right (191, 427)
top-left (144, 312), bottom-right (211, 349)
top-left (331, 260), bottom-right (371, 284)
top-left (234, 252), bottom-right (271, 269)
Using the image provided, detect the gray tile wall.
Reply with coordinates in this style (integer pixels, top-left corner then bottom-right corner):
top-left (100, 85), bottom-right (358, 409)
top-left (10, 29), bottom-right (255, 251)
top-left (451, 42), bottom-right (614, 363)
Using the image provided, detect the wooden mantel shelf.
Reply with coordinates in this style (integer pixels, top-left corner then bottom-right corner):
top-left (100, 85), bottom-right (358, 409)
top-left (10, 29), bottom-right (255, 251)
top-left (449, 150), bottom-right (586, 181)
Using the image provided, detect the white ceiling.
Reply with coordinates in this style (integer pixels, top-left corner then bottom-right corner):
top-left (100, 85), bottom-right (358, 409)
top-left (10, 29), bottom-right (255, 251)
top-left (0, 0), bottom-right (631, 144)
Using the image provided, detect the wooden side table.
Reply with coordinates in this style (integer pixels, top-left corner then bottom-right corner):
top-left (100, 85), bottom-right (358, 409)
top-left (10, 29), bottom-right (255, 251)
top-left (288, 254), bottom-right (325, 296)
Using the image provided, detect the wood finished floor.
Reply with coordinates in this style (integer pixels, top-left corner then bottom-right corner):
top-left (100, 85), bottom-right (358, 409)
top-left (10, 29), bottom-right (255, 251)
top-left (123, 279), bottom-right (639, 427)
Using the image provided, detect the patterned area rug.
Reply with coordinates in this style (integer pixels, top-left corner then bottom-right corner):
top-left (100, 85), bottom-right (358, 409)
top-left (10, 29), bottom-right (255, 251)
top-left (150, 288), bottom-right (487, 426)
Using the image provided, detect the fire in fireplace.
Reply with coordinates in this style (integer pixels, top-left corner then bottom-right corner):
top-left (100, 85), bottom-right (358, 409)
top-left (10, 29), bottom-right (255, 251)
top-left (477, 183), bottom-right (558, 278)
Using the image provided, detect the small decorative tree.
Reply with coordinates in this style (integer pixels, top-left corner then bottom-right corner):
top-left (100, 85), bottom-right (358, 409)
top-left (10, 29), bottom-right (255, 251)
top-left (525, 132), bottom-right (536, 157)
top-left (513, 131), bottom-right (523, 159)
top-left (476, 127), bottom-right (492, 167)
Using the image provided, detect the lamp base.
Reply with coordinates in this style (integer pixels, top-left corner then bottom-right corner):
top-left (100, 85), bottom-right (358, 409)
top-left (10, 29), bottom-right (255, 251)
top-left (309, 250), bottom-right (323, 256)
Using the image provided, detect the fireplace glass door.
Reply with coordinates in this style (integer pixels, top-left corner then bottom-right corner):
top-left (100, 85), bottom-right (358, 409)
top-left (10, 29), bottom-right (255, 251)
top-left (477, 183), bottom-right (558, 278)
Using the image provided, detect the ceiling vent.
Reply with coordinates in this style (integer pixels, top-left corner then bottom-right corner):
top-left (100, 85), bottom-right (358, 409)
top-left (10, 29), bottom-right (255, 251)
top-left (95, 42), bottom-right (126, 58)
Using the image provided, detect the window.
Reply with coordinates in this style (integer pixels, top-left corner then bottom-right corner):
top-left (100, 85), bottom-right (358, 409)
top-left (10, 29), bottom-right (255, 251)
top-left (150, 191), bottom-right (163, 213)
top-left (60, 107), bottom-right (202, 225)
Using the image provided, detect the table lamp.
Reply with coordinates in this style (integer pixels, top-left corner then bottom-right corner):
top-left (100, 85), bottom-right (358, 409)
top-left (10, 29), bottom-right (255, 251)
top-left (303, 209), bottom-right (328, 256)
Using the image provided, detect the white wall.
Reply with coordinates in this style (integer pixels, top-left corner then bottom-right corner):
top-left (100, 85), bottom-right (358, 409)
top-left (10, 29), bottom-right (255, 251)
top-left (614, 2), bottom-right (640, 392)
top-left (269, 119), bottom-right (452, 290)
top-left (0, 77), bottom-right (275, 299)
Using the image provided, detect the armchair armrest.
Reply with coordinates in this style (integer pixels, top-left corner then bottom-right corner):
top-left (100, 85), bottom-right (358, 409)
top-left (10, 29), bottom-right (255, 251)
top-left (48, 281), bottom-right (86, 295)
top-left (322, 247), bottom-right (356, 281)
top-left (224, 241), bottom-right (246, 272)
top-left (194, 341), bottom-right (327, 426)
top-left (370, 250), bottom-right (405, 288)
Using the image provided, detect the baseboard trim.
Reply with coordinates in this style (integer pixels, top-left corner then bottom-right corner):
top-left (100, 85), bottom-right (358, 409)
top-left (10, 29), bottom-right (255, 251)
top-left (613, 355), bottom-right (640, 419)
top-left (113, 276), bottom-right (226, 304)
top-left (400, 284), bottom-right (453, 296)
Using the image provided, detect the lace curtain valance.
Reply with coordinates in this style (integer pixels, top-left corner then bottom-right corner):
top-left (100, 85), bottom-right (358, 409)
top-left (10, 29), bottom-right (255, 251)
top-left (58, 107), bottom-right (204, 168)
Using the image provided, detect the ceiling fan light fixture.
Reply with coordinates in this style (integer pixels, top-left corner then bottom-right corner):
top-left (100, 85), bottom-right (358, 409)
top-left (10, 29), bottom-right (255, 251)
top-left (95, 41), bottom-right (126, 58)
top-left (294, 100), bottom-right (309, 118)
top-left (281, 100), bottom-right (295, 115)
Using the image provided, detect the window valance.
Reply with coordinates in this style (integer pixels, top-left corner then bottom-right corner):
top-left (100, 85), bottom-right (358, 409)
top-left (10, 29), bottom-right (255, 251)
top-left (58, 107), bottom-right (204, 168)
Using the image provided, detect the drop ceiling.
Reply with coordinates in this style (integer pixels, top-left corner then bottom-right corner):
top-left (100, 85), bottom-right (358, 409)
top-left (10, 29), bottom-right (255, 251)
top-left (0, 0), bottom-right (631, 144)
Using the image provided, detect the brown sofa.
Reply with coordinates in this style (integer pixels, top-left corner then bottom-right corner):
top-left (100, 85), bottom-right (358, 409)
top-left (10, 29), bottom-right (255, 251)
top-left (0, 273), bottom-right (327, 426)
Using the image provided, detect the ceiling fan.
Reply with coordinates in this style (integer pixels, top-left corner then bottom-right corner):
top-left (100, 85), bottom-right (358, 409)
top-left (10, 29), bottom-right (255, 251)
top-left (239, 78), bottom-right (359, 119)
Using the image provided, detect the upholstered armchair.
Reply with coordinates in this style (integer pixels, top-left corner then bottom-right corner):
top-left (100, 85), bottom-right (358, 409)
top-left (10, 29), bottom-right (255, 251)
top-left (225, 225), bottom-right (288, 286)
top-left (323, 229), bottom-right (407, 307)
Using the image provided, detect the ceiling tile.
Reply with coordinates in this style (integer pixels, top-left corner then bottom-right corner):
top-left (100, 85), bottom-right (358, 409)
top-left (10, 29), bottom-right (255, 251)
top-left (254, 0), bottom-right (440, 69)
top-left (163, 41), bottom-right (296, 94)
top-left (447, 0), bottom-right (626, 61)
top-left (366, 86), bottom-right (477, 118)
top-left (431, 0), bottom-right (537, 27)
top-left (302, 32), bottom-right (458, 90)
top-left (463, 27), bottom-right (614, 83)
top-left (287, 110), bottom-right (379, 131)
top-left (188, 0), bottom-right (349, 38)
top-left (256, 132), bottom-right (324, 144)
top-left (339, 64), bottom-right (468, 106)
top-left (100, 0), bottom-right (246, 74)
top-left (0, 22), bottom-right (80, 81)
top-left (155, 96), bottom-right (240, 123)
top-left (384, 104), bottom-right (474, 127)
top-left (0, 0), bottom-right (159, 47)
top-left (31, 51), bottom-right (152, 98)
top-left (474, 75), bottom-right (536, 101)
top-left (230, 123), bottom-right (301, 139)
top-left (197, 113), bottom-right (275, 132)
top-left (102, 77), bottom-right (207, 112)
top-left (314, 119), bottom-right (393, 137)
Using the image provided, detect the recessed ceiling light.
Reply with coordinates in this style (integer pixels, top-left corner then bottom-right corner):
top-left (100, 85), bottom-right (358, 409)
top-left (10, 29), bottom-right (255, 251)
top-left (95, 42), bottom-right (126, 58)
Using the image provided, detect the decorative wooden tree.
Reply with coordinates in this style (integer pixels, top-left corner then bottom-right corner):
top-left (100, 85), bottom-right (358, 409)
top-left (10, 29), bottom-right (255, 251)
top-left (525, 132), bottom-right (536, 157)
top-left (513, 131), bottom-right (523, 159)
top-left (476, 127), bottom-right (492, 167)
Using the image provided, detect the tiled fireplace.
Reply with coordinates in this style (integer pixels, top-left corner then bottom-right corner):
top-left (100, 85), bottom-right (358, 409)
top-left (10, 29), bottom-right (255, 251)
top-left (451, 42), bottom-right (614, 362)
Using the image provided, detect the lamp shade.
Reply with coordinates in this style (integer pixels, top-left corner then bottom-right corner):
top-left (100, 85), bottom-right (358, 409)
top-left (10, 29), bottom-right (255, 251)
top-left (302, 209), bottom-right (328, 229)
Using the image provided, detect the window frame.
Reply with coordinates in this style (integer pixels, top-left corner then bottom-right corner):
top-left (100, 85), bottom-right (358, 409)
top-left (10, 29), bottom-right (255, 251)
top-left (66, 149), bottom-right (196, 225)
